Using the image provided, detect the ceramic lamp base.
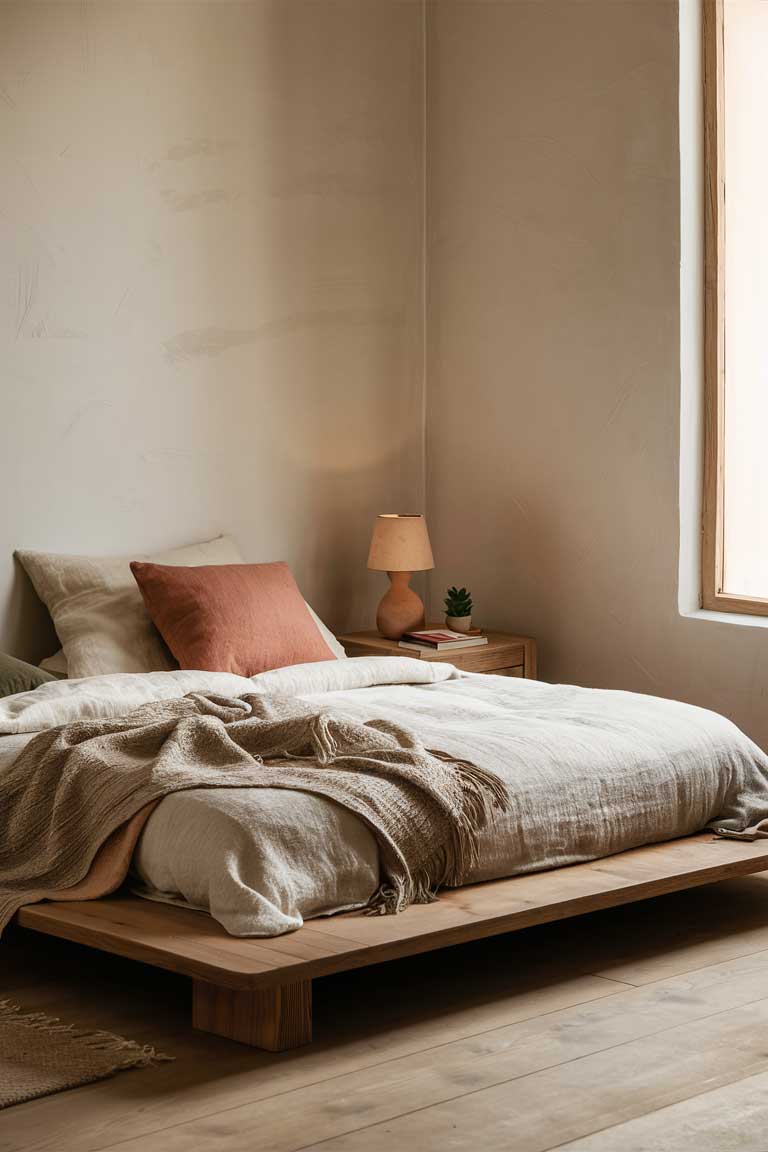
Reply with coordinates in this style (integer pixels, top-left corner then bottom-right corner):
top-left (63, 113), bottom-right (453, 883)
top-left (376, 571), bottom-right (425, 640)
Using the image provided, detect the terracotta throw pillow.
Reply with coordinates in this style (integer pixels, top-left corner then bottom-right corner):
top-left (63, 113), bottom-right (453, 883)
top-left (130, 561), bottom-right (334, 677)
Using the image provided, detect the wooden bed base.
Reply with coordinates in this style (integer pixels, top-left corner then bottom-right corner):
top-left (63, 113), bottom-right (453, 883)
top-left (16, 833), bottom-right (768, 1052)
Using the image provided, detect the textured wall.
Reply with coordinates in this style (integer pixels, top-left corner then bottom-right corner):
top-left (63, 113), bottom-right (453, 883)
top-left (0, 0), bottom-right (424, 659)
top-left (7, 0), bottom-right (767, 749)
top-left (426, 0), bottom-right (768, 749)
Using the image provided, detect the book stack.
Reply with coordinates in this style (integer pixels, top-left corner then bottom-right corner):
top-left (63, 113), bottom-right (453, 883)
top-left (398, 628), bottom-right (488, 652)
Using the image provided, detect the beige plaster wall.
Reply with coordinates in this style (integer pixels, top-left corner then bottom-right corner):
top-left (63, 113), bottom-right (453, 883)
top-left (6, 0), bottom-right (766, 749)
top-left (0, 0), bottom-right (424, 659)
top-left (426, 0), bottom-right (768, 748)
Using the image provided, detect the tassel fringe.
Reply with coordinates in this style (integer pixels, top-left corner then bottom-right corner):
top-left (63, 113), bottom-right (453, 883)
top-left (366, 751), bottom-right (508, 916)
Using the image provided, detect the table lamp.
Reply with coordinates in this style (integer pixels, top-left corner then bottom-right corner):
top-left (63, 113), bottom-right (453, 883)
top-left (367, 514), bottom-right (434, 640)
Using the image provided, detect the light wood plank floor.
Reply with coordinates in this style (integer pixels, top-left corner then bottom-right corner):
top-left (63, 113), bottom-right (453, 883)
top-left (2, 875), bottom-right (768, 1151)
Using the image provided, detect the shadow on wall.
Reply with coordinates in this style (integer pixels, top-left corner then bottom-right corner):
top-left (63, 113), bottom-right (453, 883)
top-left (2, 561), bottom-right (58, 665)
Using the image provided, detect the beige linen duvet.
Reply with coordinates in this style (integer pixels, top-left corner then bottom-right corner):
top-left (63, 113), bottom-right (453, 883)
top-left (2, 657), bottom-right (768, 937)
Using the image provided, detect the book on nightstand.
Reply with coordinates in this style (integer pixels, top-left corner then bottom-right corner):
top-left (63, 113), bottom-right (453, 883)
top-left (398, 629), bottom-right (489, 652)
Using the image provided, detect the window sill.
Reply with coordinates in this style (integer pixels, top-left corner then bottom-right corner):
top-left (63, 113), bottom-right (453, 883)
top-left (680, 606), bottom-right (768, 629)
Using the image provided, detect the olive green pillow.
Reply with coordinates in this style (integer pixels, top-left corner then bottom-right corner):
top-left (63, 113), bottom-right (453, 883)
top-left (0, 652), bottom-right (55, 699)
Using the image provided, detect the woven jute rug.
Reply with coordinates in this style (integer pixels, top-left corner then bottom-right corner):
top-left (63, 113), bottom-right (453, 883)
top-left (0, 999), bottom-right (171, 1109)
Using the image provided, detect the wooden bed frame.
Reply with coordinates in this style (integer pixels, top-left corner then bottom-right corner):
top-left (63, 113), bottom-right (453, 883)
top-left (15, 832), bottom-right (768, 1052)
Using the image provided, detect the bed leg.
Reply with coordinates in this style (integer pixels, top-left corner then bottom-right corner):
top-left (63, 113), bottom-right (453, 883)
top-left (192, 979), bottom-right (312, 1051)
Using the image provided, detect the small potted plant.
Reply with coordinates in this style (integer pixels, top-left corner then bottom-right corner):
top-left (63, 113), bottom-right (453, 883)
top-left (444, 586), bottom-right (473, 633)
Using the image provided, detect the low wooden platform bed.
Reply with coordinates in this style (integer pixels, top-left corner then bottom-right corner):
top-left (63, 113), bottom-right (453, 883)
top-left (4, 650), bottom-right (768, 1054)
top-left (16, 833), bottom-right (768, 1050)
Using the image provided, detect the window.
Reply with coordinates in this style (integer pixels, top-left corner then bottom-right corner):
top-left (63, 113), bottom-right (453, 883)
top-left (702, 0), bottom-right (768, 613)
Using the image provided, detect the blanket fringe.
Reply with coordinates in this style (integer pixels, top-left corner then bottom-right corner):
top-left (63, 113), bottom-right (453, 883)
top-left (365, 754), bottom-right (508, 915)
top-left (367, 874), bottom-right (438, 915)
top-left (430, 750), bottom-right (509, 885)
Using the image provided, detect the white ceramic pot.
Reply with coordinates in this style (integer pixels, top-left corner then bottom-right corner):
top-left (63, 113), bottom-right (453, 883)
top-left (445, 615), bottom-right (471, 633)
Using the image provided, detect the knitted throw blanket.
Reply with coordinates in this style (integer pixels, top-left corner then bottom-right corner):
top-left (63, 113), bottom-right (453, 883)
top-left (0, 691), bottom-right (508, 934)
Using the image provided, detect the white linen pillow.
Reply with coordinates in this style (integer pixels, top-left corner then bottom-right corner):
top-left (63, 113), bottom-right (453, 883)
top-left (304, 606), bottom-right (346, 661)
top-left (39, 612), bottom-right (346, 677)
top-left (19, 538), bottom-right (345, 678)
top-left (18, 536), bottom-right (243, 679)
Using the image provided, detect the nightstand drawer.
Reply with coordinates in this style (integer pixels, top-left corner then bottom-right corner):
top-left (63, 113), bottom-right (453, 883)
top-left (442, 643), bottom-right (526, 674)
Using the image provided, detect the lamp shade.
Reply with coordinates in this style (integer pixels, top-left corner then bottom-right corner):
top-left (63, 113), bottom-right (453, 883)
top-left (367, 514), bottom-right (434, 573)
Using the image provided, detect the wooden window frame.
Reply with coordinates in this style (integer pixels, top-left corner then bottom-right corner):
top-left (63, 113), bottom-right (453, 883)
top-left (702, 0), bottom-right (768, 615)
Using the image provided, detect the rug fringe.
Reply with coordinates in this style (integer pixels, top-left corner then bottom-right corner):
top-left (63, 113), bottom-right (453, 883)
top-left (0, 1000), bottom-right (173, 1067)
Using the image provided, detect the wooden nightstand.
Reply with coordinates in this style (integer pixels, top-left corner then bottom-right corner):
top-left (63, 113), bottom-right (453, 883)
top-left (336, 629), bottom-right (537, 678)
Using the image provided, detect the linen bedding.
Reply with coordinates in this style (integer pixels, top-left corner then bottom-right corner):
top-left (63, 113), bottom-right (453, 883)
top-left (1, 657), bottom-right (768, 938)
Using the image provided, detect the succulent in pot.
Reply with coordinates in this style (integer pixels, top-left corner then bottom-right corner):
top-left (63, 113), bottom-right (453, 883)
top-left (444, 586), bottom-right (473, 633)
